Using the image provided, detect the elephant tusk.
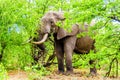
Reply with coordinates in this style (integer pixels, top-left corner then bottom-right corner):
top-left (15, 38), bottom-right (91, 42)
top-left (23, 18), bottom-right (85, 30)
top-left (32, 33), bottom-right (48, 44)
top-left (21, 37), bottom-right (34, 45)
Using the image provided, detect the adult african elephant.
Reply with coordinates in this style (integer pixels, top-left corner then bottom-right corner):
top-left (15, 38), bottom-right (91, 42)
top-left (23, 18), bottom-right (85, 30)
top-left (33, 11), bottom-right (97, 75)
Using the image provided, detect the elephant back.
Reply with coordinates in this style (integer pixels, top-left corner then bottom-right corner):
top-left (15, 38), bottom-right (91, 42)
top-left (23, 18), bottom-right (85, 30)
top-left (74, 36), bottom-right (95, 54)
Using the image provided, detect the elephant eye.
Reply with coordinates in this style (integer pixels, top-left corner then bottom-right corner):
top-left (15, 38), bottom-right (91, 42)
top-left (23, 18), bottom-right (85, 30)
top-left (50, 21), bottom-right (54, 25)
top-left (49, 18), bottom-right (55, 25)
top-left (50, 21), bottom-right (53, 24)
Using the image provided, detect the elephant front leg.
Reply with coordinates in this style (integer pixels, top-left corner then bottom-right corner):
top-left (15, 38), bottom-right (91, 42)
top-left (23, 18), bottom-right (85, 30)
top-left (57, 53), bottom-right (64, 74)
top-left (64, 36), bottom-right (77, 74)
top-left (55, 41), bottom-right (65, 74)
top-left (64, 50), bottom-right (73, 74)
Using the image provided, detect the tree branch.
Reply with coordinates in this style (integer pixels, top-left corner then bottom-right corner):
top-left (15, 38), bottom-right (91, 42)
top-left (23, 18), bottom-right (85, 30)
top-left (105, 57), bottom-right (118, 78)
top-left (109, 16), bottom-right (120, 22)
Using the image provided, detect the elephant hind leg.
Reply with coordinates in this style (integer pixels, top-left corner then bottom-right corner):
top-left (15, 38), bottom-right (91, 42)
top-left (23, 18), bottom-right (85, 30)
top-left (89, 60), bottom-right (97, 76)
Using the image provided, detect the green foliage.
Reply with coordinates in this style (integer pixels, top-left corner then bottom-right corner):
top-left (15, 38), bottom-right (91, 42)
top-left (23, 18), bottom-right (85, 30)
top-left (0, 0), bottom-right (37, 69)
top-left (2, 44), bottom-right (33, 69)
top-left (24, 64), bottom-right (50, 80)
top-left (0, 63), bottom-right (8, 80)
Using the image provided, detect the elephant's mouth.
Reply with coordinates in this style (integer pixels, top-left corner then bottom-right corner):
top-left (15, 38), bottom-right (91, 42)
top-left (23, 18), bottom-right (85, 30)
top-left (32, 33), bottom-right (48, 44)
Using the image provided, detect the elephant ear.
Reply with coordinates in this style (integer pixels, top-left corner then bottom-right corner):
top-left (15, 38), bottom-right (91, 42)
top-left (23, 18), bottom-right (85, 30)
top-left (57, 27), bottom-right (67, 40)
top-left (57, 24), bottom-right (79, 40)
top-left (68, 24), bottom-right (79, 36)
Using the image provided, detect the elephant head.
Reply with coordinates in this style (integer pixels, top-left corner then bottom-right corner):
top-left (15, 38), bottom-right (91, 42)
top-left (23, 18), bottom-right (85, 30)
top-left (33, 11), bottom-right (66, 44)
top-left (33, 11), bottom-right (79, 44)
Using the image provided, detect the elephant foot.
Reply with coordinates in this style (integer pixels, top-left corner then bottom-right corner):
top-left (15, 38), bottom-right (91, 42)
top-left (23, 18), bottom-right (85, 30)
top-left (65, 70), bottom-right (73, 76)
top-left (89, 72), bottom-right (97, 77)
top-left (89, 68), bottom-right (97, 76)
top-left (57, 70), bottom-right (65, 75)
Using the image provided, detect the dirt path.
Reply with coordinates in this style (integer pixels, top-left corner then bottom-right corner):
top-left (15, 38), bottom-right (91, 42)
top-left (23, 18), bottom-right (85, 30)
top-left (42, 69), bottom-right (120, 80)
top-left (8, 70), bottom-right (28, 80)
top-left (8, 69), bottom-right (120, 80)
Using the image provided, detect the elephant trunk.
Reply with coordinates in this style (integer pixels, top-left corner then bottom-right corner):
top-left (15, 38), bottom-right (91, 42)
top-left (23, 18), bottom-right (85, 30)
top-left (32, 33), bottom-right (48, 44)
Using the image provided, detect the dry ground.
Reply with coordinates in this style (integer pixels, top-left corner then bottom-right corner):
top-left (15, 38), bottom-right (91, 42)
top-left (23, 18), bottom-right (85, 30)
top-left (8, 69), bottom-right (120, 80)
top-left (8, 70), bottom-right (28, 80)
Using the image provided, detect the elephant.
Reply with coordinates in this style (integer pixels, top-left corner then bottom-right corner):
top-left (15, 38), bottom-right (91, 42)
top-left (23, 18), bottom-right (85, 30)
top-left (33, 11), bottom-right (97, 75)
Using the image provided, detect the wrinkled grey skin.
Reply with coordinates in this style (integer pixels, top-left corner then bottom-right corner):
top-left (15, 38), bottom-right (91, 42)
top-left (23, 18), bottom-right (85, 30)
top-left (33, 11), bottom-right (96, 75)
